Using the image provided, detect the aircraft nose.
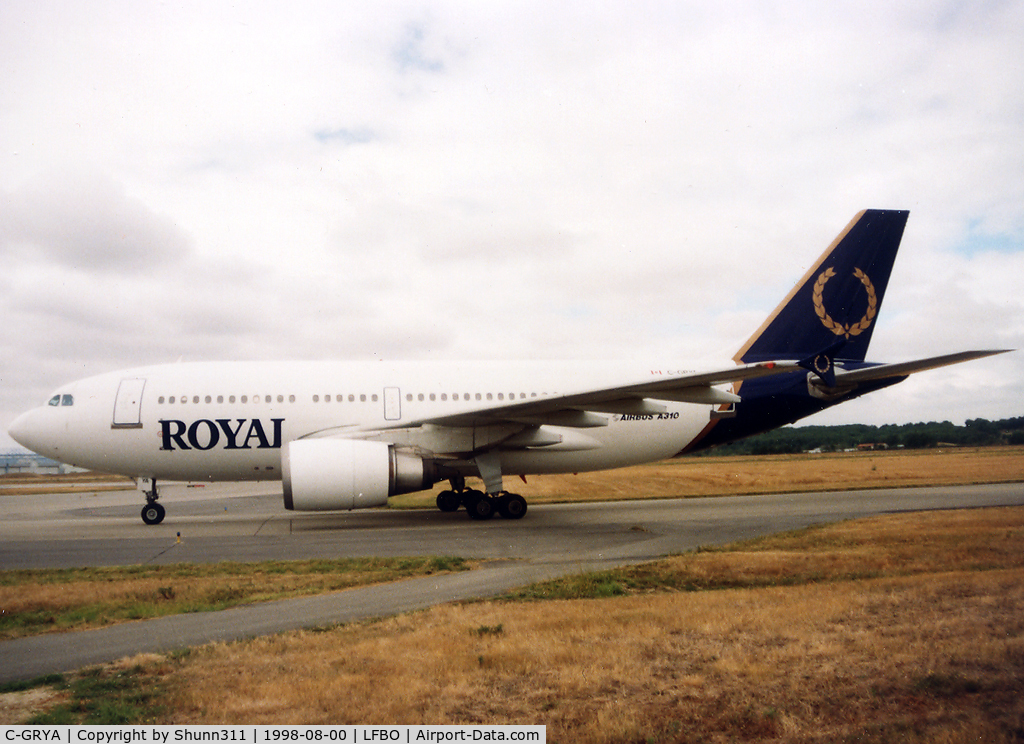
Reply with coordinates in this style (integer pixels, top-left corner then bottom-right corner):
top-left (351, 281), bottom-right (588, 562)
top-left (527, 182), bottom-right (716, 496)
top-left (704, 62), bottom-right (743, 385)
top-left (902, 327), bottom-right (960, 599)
top-left (8, 408), bottom-right (44, 454)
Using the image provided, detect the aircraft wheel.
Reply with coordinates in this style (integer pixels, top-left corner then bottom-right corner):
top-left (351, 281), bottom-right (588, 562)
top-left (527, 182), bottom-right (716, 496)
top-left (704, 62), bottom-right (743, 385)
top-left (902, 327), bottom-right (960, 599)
top-left (498, 493), bottom-right (527, 519)
top-left (436, 491), bottom-right (461, 512)
top-left (141, 502), bottom-right (165, 525)
top-left (461, 489), bottom-right (484, 511)
top-left (467, 493), bottom-right (495, 520)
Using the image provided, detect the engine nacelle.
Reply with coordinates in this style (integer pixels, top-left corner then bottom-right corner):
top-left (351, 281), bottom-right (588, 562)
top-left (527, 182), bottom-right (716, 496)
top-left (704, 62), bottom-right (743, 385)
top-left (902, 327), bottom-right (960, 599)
top-left (282, 439), bottom-right (436, 511)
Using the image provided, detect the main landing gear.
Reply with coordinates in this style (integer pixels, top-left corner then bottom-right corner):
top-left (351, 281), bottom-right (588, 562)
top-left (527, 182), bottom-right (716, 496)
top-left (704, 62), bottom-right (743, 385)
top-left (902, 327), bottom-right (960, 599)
top-left (138, 477), bottom-right (165, 525)
top-left (435, 487), bottom-right (528, 520)
top-left (435, 457), bottom-right (528, 520)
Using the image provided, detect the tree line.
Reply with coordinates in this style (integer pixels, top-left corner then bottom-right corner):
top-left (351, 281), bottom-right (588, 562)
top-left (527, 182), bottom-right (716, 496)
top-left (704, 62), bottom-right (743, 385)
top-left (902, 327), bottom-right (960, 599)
top-left (698, 416), bottom-right (1024, 456)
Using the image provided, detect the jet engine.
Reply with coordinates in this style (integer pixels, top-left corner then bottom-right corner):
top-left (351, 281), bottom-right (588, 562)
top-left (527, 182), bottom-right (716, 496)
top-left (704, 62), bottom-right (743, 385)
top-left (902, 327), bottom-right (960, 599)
top-left (282, 439), bottom-right (437, 511)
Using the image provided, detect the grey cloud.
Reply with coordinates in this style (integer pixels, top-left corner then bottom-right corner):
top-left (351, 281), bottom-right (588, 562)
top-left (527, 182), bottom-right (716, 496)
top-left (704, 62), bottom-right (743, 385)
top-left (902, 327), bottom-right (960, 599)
top-left (0, 175), bottom-right (191, 274)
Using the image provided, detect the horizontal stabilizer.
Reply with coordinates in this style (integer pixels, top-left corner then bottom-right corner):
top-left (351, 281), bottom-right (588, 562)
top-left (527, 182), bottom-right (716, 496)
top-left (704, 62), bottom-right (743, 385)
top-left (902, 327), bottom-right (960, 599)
top-left (835, 350), bottom-right (1012, 384)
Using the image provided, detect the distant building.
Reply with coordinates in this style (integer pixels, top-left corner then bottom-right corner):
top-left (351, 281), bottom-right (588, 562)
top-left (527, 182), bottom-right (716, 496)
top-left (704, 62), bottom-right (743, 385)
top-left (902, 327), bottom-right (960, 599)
top-left (0, 451), bottom-right (77, 474)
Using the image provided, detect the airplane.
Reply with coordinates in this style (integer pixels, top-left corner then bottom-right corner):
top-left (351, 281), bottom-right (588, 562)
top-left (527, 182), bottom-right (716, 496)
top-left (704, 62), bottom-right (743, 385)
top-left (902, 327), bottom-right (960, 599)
top-left (7, 209), bottom-right (1010, 525)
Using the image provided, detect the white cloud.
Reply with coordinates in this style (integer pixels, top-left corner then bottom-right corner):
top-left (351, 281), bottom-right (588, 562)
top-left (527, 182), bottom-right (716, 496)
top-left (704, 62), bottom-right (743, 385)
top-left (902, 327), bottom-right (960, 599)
top-left (2, 0), bottom-right (1023, 447)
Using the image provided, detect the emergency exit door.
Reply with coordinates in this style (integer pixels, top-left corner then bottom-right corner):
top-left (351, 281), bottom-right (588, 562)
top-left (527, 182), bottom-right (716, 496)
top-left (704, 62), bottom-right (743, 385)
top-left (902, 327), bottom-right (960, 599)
top-left (384, 387), bottom-right (402, 421)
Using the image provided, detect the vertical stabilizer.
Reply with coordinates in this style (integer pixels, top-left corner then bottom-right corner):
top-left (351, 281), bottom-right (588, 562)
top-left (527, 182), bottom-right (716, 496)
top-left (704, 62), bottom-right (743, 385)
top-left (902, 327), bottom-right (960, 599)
top-left (735, 209), bottom-right (909, 363)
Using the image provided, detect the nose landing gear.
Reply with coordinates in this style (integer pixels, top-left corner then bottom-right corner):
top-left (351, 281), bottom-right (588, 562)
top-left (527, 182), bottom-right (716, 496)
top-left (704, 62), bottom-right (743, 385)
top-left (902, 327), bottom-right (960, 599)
top-left (138, 477), bottom-right (165, 525)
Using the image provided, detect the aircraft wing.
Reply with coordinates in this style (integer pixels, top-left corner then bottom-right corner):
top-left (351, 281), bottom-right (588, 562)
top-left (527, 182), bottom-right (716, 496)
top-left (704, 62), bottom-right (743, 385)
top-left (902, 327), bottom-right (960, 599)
top-left (834, 350), bottom-right (1012, 385)
top-left (410, 360), bottom-right (800, 429)
top-left (298, 360), bottom-right (801, 449)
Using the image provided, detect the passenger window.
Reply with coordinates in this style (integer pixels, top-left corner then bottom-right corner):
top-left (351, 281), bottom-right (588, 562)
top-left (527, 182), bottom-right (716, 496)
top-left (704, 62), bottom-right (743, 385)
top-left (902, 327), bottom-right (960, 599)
top-left (49, 395), bottom-right (61, 406)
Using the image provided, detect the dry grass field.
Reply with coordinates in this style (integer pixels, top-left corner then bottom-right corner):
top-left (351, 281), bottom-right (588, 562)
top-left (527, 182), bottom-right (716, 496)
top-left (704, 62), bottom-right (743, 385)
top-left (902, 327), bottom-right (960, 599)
top-left (164, 507), bottom-right (1023, 740)
top-left (3, 448), bottom-right (1023, 739)
top-left (166, 570), bottom-right (1024, 742)
top-left (393, 445), bottom-right (1024, 508)
top-left (5, 505), bottom-right (1021, 741)
top-left (0, 472), bottom-right (134, 495)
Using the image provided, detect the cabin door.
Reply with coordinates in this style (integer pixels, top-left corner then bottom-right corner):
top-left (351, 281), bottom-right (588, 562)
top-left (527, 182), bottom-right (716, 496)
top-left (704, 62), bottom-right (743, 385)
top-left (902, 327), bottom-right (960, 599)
top-left (112, 378), bottom-right (146, 429)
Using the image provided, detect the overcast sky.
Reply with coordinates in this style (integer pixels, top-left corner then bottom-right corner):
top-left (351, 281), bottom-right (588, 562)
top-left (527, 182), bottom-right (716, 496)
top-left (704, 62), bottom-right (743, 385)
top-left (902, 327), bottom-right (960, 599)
top-left (2, 1), bottom-right (1022, 450)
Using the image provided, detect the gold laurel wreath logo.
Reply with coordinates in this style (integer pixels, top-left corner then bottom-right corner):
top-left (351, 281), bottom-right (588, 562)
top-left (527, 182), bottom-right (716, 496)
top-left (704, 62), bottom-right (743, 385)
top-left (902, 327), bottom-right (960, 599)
top-left (812, 266), bottom-right (877, 339)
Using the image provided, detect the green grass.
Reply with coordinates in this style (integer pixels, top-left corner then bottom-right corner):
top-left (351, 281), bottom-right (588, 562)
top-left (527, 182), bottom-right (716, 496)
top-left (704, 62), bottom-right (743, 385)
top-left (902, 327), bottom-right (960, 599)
top-left (1, 557), bottom-right (470, 639)
top-left (0, 557), bottom-right (468, 587)
top-left (0, 674), bottom-right (65, 695)
top-left (25, 666), bottom-right (167, 725)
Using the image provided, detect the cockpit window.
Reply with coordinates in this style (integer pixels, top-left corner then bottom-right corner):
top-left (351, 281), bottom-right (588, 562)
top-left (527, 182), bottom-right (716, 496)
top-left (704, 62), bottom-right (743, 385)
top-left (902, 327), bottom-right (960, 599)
top-left (48, 395), bottom-right (60, 406)
top-left (61, 394), bottom-right (74, 406)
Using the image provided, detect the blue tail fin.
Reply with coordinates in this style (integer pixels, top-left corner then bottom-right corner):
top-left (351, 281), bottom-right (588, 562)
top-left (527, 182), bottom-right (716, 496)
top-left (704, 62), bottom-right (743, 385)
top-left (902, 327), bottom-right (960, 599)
top-left (735, 209), bottom-right (909, 364)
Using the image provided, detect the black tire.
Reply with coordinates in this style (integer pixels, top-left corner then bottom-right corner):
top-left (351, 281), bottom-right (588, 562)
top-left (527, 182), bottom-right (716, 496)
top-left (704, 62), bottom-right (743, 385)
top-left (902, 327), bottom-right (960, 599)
top-left (141, 502), bottom-right (165, 525)
top-left (436, 491), bottom-right (461, 512)
top-left (498, 493), bottom-right (527, 519)
top-left (461, 489), bottom-right (484, 510)
top-left (467, 493), bottom-right (495, 520)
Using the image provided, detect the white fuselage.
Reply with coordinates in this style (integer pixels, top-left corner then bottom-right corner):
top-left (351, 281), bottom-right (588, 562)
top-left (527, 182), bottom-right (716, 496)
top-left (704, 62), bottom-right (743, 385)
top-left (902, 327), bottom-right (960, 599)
top-left (9, 361), bottom-right (718, 483)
